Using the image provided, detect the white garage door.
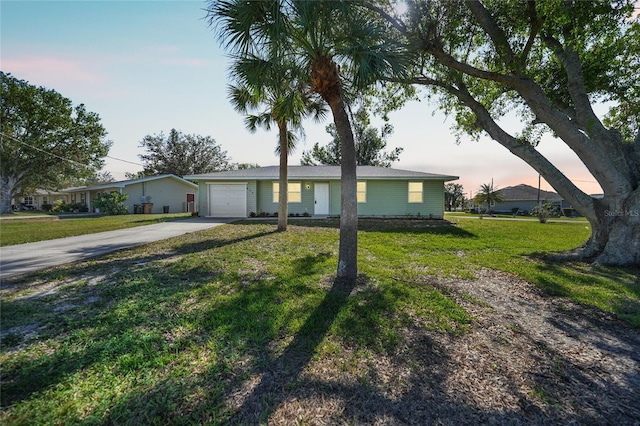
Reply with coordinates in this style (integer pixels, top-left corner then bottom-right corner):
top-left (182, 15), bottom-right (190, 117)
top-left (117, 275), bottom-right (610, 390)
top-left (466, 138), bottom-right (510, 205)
top-left (209, 183), bottom-right (247, 217)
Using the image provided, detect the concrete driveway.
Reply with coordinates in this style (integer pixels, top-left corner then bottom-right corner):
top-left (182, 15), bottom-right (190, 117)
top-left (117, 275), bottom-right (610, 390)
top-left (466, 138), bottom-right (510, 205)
top-left (0, 217), bottom-right (237, 280)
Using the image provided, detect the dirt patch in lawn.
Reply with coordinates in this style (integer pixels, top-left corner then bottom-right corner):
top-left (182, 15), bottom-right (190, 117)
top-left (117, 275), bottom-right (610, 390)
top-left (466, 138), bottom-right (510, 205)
top-left (230, 269), bottom-right (640, 425)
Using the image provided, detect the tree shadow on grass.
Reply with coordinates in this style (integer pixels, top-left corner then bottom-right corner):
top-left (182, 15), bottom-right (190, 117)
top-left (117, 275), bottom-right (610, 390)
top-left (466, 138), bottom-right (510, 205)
top-left (247, 217), bottom-right (478, 238)
top-left (226, 275), bottom-right (358, 424)
top-left (0, 227), bottom-right (278, 408)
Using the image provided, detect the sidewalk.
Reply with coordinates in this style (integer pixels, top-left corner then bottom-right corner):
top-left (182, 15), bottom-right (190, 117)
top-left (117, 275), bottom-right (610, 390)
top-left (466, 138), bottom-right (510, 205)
top-left (0, 217), bottom-right (237, 280)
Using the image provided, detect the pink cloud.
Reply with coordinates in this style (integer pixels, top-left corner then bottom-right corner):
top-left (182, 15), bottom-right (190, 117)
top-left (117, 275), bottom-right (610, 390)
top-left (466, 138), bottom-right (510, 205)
top-left (2, 56), bottom-right (105, 90)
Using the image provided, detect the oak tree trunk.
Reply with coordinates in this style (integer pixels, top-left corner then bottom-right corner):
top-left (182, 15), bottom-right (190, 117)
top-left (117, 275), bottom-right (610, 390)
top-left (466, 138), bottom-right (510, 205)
top-left (580, 191), bottom-right (640, 266)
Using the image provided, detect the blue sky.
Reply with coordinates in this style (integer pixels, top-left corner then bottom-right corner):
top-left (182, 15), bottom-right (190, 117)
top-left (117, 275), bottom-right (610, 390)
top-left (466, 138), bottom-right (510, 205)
top-left (2, 0), bottom-right (607, 196)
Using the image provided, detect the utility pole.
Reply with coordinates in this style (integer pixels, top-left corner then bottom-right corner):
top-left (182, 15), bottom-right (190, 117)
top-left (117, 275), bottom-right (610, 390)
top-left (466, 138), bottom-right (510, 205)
top-left (537, 174), bottom-right (541, 207)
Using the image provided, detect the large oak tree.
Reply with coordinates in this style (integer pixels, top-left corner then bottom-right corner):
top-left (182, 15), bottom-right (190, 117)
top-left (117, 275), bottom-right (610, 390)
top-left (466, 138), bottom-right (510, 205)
top-left (0, 72), bottom-right (110, 214)
top-left (363, 0), bottom-right (639, 266)
top-left (138, 129), bottom-right (231, 176)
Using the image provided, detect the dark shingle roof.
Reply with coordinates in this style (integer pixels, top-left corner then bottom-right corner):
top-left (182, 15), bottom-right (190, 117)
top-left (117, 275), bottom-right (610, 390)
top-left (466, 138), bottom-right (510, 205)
top-left (185, 166), bottom-right (458, 181)
top-left (498, 184), bottom-right (562, 201)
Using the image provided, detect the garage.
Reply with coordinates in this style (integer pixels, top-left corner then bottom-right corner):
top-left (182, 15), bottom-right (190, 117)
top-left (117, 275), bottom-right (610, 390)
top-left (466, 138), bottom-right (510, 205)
top-left (208, 183), bottom-right (247, 217)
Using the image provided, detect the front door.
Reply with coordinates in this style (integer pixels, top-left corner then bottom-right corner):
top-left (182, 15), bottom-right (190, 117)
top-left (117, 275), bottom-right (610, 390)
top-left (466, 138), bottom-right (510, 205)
top-left (314, 182), bottom-right (329, 215)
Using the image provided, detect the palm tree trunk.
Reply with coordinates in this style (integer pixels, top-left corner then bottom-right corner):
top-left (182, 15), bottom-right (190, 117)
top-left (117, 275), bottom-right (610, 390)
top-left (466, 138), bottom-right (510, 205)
top-left (277, 121), bottom-right (288, 232)
top-left (327, 95), bottom-right (358, 281)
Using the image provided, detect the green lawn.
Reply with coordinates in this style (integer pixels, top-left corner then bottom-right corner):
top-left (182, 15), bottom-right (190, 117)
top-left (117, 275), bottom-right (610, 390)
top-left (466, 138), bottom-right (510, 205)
top-left (0, 213), bottom-right (193, 246)
top-left (1, 218), bottom-right (638, 424)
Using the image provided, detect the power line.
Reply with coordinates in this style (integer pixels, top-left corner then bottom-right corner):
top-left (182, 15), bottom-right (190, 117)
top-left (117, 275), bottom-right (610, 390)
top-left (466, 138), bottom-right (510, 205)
top-left (1, 133), bottom-right (144, 168)
top-left (1, 132), bottom-right (89, 169)
top-left (106, 155), bottom-right (143, 167)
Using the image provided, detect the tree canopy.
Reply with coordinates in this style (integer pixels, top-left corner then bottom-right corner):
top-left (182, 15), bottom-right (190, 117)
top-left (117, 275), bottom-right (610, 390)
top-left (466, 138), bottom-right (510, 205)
top-left (209, 0), bottom-right (639, 266)
top-left (208, 0), bottom-right (409, 280)
top-left (474, 182), bottom-right (505, 214)
top-left (301, 108), bottom-right (403, 167)
top-left (0, 72), bottom-right (111, 214)
top-left (138, 129), bottom-right (231, 177)
top-left (444, 183), bottom-right (465, 211)
top-left (360, 0), bottom-right (639, 266)
top-left (228, 53), bottom-right (326, 231)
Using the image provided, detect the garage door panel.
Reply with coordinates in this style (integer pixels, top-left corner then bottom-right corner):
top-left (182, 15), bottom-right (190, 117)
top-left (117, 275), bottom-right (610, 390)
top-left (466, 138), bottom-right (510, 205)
top-left (209, 184), bottom-right (246, 217)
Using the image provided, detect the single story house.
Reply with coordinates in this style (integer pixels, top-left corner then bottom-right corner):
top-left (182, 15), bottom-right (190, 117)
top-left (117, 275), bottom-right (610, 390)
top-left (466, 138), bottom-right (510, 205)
top-left (184, 165), bottom-right (458, 218)
top-left (64, 174), bottom-right (198, 214)
top-left (492, 183), bottom-right (568, 214)
top-left (11, 189), bottom-right (68, 211)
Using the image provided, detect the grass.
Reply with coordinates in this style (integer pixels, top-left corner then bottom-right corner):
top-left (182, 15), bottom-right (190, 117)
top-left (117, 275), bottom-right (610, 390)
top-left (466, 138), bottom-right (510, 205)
top-left (1, 218), bottom-right (638, 424)
top-left (445, 211), bottom-right (589, 221)
top-left (0, 213), bottom-right (192, 246)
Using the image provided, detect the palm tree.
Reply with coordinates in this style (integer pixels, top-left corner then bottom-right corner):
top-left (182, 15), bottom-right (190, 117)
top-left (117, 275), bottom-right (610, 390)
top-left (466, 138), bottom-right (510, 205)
top-left (474, 182), bottom-right (505, 215)
top-left (228, 54), bottom-right (325, 232)
top-left (208, 0), bottom-right (408, 281)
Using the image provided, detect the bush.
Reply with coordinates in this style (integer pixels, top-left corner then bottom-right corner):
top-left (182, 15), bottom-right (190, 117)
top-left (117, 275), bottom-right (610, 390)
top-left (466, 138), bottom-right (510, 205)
top-left (531, 202), bottom-right (553, 223)
top-left (51, 200), bottom-right (65, 213)
top-left (41, 203), bottom-right (53, 212)
top-left (92, 192), bottom-right (129, 215)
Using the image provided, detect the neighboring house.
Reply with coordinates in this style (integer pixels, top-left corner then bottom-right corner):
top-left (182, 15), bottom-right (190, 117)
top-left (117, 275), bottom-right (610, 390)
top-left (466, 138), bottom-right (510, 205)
top-left (184, 165), bottom-right (458, 218)
top-left (11, 189), bottom-right (68, 210)
top-left (64, 174), bottom-right (198, 214)
top-left (493, 183), bottom-right (568, 214)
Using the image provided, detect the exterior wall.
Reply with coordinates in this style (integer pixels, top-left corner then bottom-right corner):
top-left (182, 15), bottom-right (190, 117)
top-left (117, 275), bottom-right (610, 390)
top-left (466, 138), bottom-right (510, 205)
top-left (256, 180), bottom-right (276, 215)
top-left (192, 178), bottom-right (448, 218)
top-left (126, 179), bottom-right (195, 214)
top-left (66, 190), bottom-right (92, 210)
top-left (246, 181), bottom-right (257, 215)
top-left (354, 180), bottom-right (444, 218)
top-left (492, 200), bottom-right (538, 214)
top-left (197, 182), bottom-right (208, 216)
top-left (254, 180), bottom-right (317, 216)
top-left (493, 199), bottom-right (568, 214)
top-left (250, 179), bottom-right (447, 218)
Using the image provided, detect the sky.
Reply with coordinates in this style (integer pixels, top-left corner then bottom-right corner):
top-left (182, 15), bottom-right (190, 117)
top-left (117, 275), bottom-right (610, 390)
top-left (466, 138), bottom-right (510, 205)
top-left (2, 0), bottom-right (621, 197)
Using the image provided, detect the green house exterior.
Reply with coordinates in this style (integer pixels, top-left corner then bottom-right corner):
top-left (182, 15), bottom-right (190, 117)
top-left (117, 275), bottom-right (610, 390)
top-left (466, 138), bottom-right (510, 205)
top-left (64, 174), bottom-right (198, 214)
top-left (184, 166), bottom-right (458, 218)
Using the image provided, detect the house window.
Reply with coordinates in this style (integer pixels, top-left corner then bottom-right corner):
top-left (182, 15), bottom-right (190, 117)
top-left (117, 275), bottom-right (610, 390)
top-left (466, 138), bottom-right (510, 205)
top-left (273, 182), bottom-right (302, 203)
top-left (408, 182), bottom-right (423, 203)
top-left (80, 193), bottom-right (86, 204)
top-left (357, 181), bottom-right (367, 203)
top-left (23, 196), bottom-right (34, 206)
top-left (71, 194), bottom-right (77, 204)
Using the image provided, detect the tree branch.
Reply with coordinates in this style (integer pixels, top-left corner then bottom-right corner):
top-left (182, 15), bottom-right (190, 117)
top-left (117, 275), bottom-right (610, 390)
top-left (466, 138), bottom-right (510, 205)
top-left (521, 1), bottom-right (544, 62)
top-left (405, 75), bottom-right (596, 221)
top-left (464, 0), bottom-right (517, 68)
